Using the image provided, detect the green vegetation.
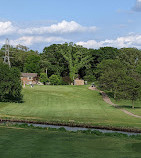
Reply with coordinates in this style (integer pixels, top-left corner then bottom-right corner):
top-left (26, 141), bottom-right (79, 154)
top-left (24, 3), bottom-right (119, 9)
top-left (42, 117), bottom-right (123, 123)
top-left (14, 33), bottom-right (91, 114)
top-left (1, 44), bottom-right (141, 105)
top-left (112, 99), bottom-right (141, 116)
top-left (49, 74), bottom-right (61, 85)
top-left (59, 43), bottom-right (92, 81)
top-left (0, 63), bottom-right (22, 102)
top-left (0, 85), bottom-right (141, 129)
top-left (0, 43), bottom-right (124, 83)
top-left (0, 41), bottom-right (141, 157)
top-left (97, 48), bottom-right (141, 108)
top-left (0, 125), bottom-right (141, 158)
top-left (0, 43), bottom-right (141, 128)
top-left (39, 73), bottom-right (48, 85)
top-left (23, 54), bottom-right (40, 73)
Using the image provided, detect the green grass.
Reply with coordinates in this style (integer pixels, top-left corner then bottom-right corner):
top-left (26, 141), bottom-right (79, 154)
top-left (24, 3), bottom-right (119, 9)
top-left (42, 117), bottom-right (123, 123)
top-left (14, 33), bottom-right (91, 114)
top-left (112, 99), bottom-right (141, 116)
top-left (0, 85), bottom-right (141, 129)
top-left (0, 125), bottom-right (141, 158)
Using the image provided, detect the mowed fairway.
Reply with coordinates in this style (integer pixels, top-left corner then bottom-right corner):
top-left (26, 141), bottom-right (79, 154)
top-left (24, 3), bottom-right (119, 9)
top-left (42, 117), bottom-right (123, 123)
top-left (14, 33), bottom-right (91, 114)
top-left (0, 126), bottom-right (141, 158)
top-left (0, 85), bottom-right (141, 129)
top-left (112, 99), bottom-right (141, 116)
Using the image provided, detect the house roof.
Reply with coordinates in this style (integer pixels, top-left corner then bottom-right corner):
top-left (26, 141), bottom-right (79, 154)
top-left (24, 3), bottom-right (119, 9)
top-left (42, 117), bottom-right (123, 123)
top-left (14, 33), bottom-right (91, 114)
top-left (21, 73), bottom-right (37, 77)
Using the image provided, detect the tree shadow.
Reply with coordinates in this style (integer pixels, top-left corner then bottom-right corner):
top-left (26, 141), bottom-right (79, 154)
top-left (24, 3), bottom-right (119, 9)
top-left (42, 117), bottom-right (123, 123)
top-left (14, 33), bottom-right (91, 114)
top-left (116, 105), bottom-right (141, 109)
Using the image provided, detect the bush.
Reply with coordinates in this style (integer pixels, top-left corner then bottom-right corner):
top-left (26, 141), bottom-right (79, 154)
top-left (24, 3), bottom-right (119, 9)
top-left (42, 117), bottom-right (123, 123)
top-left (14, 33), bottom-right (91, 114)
top-left (62, 76), bottom-right (71, 85)
top-left (0, 63), bottom-right (23, 102)
top-left (49, 75), bottom-right (70, 85)
top-left (49, 74), bottom-right (60, 85)
top-left (40, 73), bottom-right (49, 85)
top-left (83, 75), bottom-right (96, 82)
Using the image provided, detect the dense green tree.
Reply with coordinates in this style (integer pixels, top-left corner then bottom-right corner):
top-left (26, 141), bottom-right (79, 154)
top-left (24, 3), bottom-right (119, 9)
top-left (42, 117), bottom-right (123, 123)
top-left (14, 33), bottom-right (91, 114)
top-left (98, 47), bottom-right (119, 61)
top-left (59, 43), bottom-right (92, 81)
top-left (136, 63), bottom-right (141, 74)
top-left (11, 47), bottom-right (39, 72)
top-left (40, 73), bottom-right (48, 85)
top-left (0, 49), bottom-right (4, 63)
top-left (118, 72), bottom-right (141, 108)
top-left (118, 48), bottom-right (141, 70)
top-left (41, 44), bottom-right (68, 77)
top-left (49, 74), bottom-right (60, 85)
top-left (97, 59), bottom-right (127, 99)
top-left (97, 58), bottom-right (141, 108)
top-left (24, 54), bottom-right (40, 73)
top-left (0, 44), bottom-right (39, 72)
top-left (0, 63), bottom-right (22, 102)
top-left (85, 47), bottom-right (119, 79)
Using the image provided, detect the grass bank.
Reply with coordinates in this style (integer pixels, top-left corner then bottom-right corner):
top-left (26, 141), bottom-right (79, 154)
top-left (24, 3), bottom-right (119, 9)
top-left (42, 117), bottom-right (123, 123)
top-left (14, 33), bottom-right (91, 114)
top-left (0, 124), bottom-right (141, 158)
top-left (0, 85), bottom-right (141, 129)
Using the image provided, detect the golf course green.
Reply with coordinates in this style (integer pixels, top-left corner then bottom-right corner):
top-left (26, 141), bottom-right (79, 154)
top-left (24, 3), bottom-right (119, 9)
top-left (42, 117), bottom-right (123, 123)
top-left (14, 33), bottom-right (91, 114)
top-left (0, 85), bottom-right (141, 129)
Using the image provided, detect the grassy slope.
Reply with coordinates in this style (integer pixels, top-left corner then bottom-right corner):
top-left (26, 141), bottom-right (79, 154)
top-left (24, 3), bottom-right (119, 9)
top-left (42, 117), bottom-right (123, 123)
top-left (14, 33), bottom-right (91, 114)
top-left (112, 99), bottom-right (141, 116)
top-left (0, 85), bottom-right (141, 129)
top-left (0, 126), bottom-right (141, 158)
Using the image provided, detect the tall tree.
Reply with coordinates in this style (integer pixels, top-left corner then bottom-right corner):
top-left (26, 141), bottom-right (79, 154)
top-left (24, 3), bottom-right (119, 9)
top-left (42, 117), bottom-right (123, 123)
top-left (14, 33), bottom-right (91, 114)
top-left (118, 48), bottom-right (141, 71)
top-left (60, 43), bottom-right (92, 81)
top-left (97, 59), bottom-right (127, 99)
top-left (97, 58), bottom-right (141, 108)
top-left (41, 44), bottom-right (68, 77)
top-left (0, 63), bottom-right (22, 102)
top-left (118, 72), bottom-right (141, 108)
top-left (24, 54), bottom-right (41, 73)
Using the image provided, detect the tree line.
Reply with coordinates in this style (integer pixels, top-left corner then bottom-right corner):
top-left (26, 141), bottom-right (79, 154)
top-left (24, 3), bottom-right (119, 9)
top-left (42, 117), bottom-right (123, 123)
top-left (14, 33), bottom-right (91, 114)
top-left (0, 42), bottom-right (120, 82)
top-left (0, 42), bottom-right (141, 106)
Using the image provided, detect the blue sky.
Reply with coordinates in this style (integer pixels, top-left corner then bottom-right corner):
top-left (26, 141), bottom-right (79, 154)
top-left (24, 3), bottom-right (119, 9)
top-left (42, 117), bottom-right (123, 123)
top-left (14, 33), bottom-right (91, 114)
top-left (0, 0), bottom-right (141, 51)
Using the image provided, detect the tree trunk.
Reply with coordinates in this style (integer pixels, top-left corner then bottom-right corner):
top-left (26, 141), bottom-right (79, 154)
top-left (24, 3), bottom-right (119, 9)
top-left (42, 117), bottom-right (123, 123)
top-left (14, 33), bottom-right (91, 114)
top-left (132, 100), bottom-right (134, 109)
top-left (46, 68), bottom-right (48, 77)
top-left (114, 92), bottom-right (116, 99)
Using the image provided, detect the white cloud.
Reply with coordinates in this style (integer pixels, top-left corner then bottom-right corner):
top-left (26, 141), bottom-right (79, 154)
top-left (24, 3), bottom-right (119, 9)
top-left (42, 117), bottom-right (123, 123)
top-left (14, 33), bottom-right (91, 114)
top-left (0, 21), bottom-right (16, 36)
top-left (1, 20), bottom-right (141, 50)
top-left (0, 20), bottom-right (97, 37)
top-left (10, 36), bottom-right (68, 46)
top-left (76, 34), bottom-right (141, 49)
top-left (18, 20), bottom-right (97, 35)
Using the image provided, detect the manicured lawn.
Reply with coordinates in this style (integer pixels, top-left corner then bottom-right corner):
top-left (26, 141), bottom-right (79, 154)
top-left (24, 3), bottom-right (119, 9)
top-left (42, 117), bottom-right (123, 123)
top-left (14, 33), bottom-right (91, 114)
top-left (0, 126), bottom-right (141, 158)
top-left (112, 99), bottom-right (141, 116)
top-left (0, 85), bottom-right (141, 129)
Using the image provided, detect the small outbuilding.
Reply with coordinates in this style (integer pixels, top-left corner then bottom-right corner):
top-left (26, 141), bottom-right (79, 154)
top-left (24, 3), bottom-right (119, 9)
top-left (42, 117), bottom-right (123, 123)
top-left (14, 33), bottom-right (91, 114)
top-left (74, 78), bottom-right (84, 85)
top-left (21, 73), bottom-right (38, 85)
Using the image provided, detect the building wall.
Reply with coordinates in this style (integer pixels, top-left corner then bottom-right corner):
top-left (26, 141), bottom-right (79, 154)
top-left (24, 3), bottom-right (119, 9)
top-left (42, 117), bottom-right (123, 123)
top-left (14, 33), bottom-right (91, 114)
top-left (74, 79), bottom-right (84, 85)
top-left (21, 77), bottom-right (37, 85)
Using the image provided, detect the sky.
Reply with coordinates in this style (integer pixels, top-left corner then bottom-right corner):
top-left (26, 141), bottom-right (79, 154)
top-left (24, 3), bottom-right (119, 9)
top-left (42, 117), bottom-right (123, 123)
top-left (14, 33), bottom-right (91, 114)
top-left (0, 0), bottom-right (141, 51)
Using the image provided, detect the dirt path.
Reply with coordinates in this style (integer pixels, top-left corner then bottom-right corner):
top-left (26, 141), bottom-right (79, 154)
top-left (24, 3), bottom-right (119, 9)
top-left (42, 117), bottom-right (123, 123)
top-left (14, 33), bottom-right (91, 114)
top-left (89, 87), bottom-right (141, 118)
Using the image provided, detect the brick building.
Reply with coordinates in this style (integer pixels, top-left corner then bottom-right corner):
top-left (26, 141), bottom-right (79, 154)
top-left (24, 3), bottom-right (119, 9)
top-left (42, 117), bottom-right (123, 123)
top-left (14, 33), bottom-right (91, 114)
top-left (21, 73), bottom-right (38, 85)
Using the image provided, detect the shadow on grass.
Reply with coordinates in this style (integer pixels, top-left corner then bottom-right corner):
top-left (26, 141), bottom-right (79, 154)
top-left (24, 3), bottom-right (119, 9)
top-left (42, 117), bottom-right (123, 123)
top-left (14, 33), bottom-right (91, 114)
top-left (116, 105), bottom-right (141, 109)
top-left (98, 91), bottom-right (141, 110)
top-left (0, 99), bottom-right (25, 104)
top-left (0, 94), bottom-right (24, 103)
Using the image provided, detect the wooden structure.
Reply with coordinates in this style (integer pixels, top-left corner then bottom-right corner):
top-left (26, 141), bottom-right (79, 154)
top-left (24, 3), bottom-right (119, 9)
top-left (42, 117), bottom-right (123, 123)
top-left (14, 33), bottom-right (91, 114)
top-left (21, 73), bottom-right (38, 85)
top-left (74, 78), bottom-right (84, 85)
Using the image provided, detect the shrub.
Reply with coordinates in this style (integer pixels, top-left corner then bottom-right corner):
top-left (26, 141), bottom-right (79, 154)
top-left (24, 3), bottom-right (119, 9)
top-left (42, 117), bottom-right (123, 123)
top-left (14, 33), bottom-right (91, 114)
top-left (0, 63), bottom-right (23, 102)
top-left (62, 76), bottom-right (71, 85)
top-left (83, 75), bottom-right (96, 82)
top-left (49, 74), bottom-right (60, 85)
top-left (40, 73), bottom-right (49, 85)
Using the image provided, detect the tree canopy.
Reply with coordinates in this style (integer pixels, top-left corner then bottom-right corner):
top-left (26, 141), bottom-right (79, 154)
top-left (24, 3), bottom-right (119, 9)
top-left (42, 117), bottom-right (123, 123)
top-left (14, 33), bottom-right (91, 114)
top-left (0, 42), bottom-right (141, 107)
top-left (0, 63), bottom-right (22, 102)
